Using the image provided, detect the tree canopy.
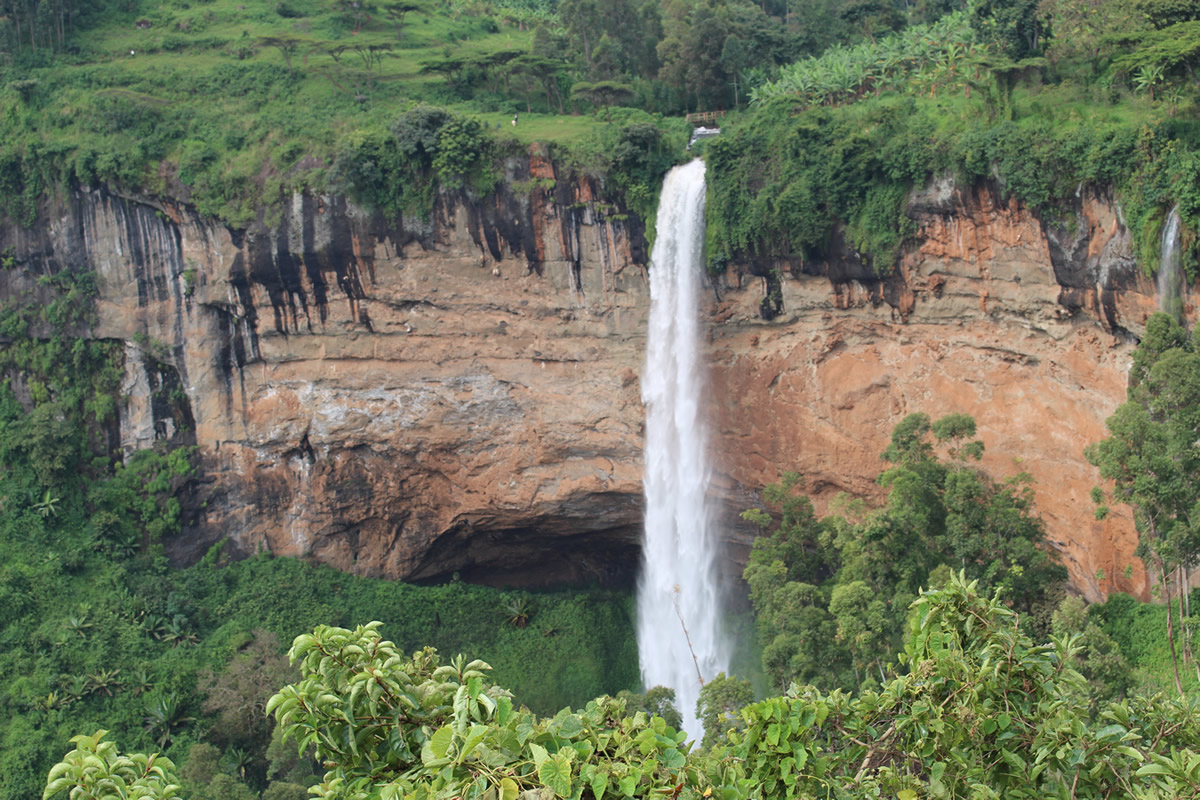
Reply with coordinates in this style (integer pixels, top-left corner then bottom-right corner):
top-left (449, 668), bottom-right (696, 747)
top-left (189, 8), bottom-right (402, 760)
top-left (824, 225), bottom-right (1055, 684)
top-left (1088, 311), bottom-right (1200, 691)
top-left (43, 576), bottom-right (1200, 800)
top-left (743, 412), bottom-right (1066, 693)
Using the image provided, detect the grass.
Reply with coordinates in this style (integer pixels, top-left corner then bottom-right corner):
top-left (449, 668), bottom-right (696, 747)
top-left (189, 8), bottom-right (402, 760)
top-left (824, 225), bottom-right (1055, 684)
top-left (479, 112), bottom-right (604, 145)
top-left (0, 0), bottom-right (638, 225)
top-left (1092, 591), bottom-right (1200, 696)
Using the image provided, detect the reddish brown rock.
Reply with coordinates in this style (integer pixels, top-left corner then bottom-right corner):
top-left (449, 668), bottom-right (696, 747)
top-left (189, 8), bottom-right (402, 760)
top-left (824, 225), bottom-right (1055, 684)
top-left (710, 180), bottom-right (1161, 601)
top-left (0, 168), bottom-right (1175, 599)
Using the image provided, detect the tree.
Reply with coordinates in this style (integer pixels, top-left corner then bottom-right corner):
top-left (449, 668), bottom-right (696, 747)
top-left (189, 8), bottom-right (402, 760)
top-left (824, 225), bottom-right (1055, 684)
top-left (1050, 595), bottom-right (1133, 704)
top-left (1088, 311), bottom-right (1200, 690)
top-left (42, 730), bottom-right (181, 800)
top-left (970, 0), bottom-right (1046, 59)
top-left (383, 1), bottom-right (423, 40)
top-left (199, 630), bottom-right (297, 749)
top-left (837, 0), bottom-right (903, 43)
top-left (721, 35), bottom-right (749, 107)
top-left (742, 475), bottom-right (850, 690)
top-left (1037, 0), bottom-right (1142, 70)
top-left (1136, 0), bottom-right (1200, 28)
top-left (616, 685), bottom-right (682, 730)
top-left (828, 580), bottom-right (891, 684)
top-left (657, 0), bottom-right (729, 110)
top-left (258, 35), bottom-right (310, 74)
top-left (509, 53), bottom-right (568, 113)
top-left (570, 80), bottom-right (636, 120)
top-left (695, 673), bottom-right (753, 749)
top-left (419, 56), bottom-right (468, 90)
top-left (333, 0), bottom-right (374, 34)
top-left (179, 743), bottom-right (221, 797)
top-left (744, 413), bottom-right (1065, 692)
top-left (559, 0), bottom-right (602, 69)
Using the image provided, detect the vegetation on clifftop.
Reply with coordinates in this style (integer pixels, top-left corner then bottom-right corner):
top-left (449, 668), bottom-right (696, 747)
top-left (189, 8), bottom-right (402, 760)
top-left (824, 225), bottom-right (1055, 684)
top-left (705, 0), bottom-right (1200, 278)
top-left (0, 0), bottom-right (823, 228)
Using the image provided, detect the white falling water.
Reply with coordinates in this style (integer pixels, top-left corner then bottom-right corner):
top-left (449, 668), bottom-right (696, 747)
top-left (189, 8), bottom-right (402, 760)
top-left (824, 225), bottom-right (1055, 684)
top-left (637, 159), bottom-right (727, 742)
top-left (1159, 205), bottom-right (1184, 320)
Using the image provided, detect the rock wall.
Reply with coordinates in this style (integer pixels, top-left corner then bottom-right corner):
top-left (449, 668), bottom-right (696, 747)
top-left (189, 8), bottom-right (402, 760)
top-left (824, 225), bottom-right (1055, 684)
top-left (710, 180), bottom-right (1165, 602)
top-left (0, 162), bottom-right (1171, 598)
top-left (0, 152), bottom-right (651, 586)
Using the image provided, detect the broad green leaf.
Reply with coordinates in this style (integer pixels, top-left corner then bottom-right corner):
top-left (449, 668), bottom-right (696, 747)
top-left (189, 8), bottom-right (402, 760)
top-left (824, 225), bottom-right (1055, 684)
top-left (497, 696), bottom-right (514, 727)
top-left (500, 777), bottom-right (519, 800)
top-left (555, 714), bottom-right (584, 740)
top-left (538, 753), bottom-right (573, 798)
top-left (591, 771), bottom-right (609, 800)
top-left (430, 725), bottom-right (454, 760)
top-left (1135, 763), bottom-right (1172, 777)
top-left (661, 748), bottom-right (687, 769)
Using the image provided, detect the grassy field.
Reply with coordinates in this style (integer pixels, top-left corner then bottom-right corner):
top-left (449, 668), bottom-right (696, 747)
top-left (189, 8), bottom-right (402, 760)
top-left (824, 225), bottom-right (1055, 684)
top-left (0, 0), bottom-right (648, 225)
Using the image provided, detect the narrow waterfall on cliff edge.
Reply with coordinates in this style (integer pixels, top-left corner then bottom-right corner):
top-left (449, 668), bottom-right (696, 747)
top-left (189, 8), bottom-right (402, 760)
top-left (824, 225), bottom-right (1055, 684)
top-left (637, 158), bottom-right (728, 741)
top-left (1159, 205), bottom-right (1185, 321)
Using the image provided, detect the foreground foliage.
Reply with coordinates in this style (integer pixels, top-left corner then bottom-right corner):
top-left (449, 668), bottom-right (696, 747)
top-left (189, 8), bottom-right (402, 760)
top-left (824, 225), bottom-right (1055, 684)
top-left (45, 576), bottom-right (1200, 800)
top-left (42, 730), bottom-right (182, 800)
top-left (0, 321), bottom-right (637, 799)
top-left (742, 412), bottom-right (1066, 694)
top-left (733, 576), bottom-right (1200, 799)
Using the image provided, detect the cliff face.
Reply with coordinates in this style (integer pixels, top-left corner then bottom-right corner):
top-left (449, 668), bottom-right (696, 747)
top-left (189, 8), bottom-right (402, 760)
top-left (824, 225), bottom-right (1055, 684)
top-left (1, 153), bottom-right (651, 586)
top-left (0, 162), bottom-right (1164, 598)
top-left (710, 180), bottom-right (1159, 602)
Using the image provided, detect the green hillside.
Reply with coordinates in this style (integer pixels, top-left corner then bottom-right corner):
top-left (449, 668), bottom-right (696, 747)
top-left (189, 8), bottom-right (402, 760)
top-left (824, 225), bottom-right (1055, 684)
top-left (5, 2), bottom-right (1200, 799)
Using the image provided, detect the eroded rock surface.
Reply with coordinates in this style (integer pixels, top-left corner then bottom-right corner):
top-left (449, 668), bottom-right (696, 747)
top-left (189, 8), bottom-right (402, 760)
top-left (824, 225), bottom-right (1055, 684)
top-left (1, 153), bottom-right (650, 586)
top-left (711, 181), bottom-right (1165, 601)
top-left (0, 168), bottom-right (1171, 598)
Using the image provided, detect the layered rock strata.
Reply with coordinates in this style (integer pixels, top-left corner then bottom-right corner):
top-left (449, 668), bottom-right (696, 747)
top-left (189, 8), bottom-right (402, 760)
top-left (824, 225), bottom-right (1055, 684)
top-left (1, 155), bottom-right (651, 586)
top-left (0, 165), bottom-right (1171, 599)
top-left (710, 181), bottom-right (1162, 601)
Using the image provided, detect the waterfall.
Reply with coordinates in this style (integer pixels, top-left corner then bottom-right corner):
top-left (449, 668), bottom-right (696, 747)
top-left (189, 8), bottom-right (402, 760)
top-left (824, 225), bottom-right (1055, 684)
top-left (637, 158), bottom-right (728, 742)
top-left (1159, 205), bottom-right (1184, 321)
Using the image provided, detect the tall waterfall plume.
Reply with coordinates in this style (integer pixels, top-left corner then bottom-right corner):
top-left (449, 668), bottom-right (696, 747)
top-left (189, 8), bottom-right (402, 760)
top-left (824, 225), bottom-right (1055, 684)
top-left (637, 158), bottom-right (728, 741)
top-left (1159, 205), bottom-right (1185, 321)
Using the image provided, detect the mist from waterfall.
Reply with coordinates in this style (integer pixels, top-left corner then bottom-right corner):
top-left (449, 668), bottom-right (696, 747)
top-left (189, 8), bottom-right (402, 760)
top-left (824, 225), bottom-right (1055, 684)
top-left (1159, 205), bottom-right (1184, 321)
top-left (637, 158), bottom-right (728, 742)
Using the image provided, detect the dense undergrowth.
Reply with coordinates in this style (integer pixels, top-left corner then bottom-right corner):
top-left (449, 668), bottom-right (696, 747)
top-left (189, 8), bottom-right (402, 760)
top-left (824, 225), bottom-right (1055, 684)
top-left (0, 276), bottom-right (637, 800)
top-left (44, 577), bottom-right (1200, 800)
top-left (0, 448), bottom-right (638, 800)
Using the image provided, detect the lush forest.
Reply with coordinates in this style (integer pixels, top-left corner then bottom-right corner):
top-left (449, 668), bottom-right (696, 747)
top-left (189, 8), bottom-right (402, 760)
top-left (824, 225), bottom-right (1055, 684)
top-left (4, 0), bottom-right (1200, 798)
top-left (4, 0), bottom-right (1200, 264)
